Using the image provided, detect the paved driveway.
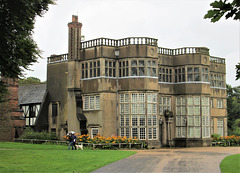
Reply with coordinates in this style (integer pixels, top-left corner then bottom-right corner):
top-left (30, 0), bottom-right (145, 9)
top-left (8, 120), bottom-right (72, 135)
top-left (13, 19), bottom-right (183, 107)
top-left (92, 147), bottom-right (240, 173)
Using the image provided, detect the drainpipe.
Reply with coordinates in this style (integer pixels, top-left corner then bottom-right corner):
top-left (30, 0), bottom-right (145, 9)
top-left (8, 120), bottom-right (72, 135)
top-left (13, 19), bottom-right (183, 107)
top-left (115, 48), bottom-right (120, 136)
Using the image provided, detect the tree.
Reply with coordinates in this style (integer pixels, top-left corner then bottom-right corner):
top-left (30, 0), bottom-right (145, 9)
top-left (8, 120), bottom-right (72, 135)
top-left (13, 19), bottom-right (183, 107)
top-left (19, 77), bottom-right (45, 85)
top-left (0, 81), bottom-right (8, 103)
top-left (204, 0), bottom-right (240, 22)
top-left (0, 0), bottom-right (54, 79)
top-left (0, 0), bottom-right (54, 102)
top-left (236, 63), bottom-right (240, 80)
top-left (227, 84), bottom-right (240, 135)
top-left (204, 0), bottom-right (240, 80)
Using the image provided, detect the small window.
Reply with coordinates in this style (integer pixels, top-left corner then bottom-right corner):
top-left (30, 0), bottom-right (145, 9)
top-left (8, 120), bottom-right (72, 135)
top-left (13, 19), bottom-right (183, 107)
top-left (91, 128), bottom-right (99, 138)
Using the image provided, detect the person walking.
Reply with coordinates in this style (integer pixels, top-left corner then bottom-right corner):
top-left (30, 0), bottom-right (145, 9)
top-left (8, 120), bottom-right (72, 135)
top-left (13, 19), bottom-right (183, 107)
top-left (73, 134), bottom-right (77, 150)
top-left (68, 133), bottom-right (74, 150)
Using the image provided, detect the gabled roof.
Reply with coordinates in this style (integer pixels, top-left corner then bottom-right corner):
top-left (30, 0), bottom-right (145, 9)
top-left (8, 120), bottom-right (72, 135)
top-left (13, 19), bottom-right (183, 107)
top-left (18, 84), bottom-right (46, 105)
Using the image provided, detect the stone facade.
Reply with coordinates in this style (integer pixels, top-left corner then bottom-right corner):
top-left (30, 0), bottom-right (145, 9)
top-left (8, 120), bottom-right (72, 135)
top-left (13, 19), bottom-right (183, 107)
top-left (45, 16), bottom-right (227, 147)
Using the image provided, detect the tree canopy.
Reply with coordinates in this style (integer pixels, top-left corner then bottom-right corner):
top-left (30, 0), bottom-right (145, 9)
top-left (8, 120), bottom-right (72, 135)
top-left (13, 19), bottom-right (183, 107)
top-left (227, 84), bottom-right (240, 135)
top-left (0, 0), bottom-right (54, 79)
top-left (205, 0), bottom-right (240, 81)
top-left (204, 0), bottom-right (240, 22)
top-left (19, 77), bottom-right (45, 85)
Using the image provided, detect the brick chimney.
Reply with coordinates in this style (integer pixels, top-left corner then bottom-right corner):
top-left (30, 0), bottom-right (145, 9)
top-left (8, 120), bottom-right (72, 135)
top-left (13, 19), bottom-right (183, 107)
top-left (68, 15), bottom-right (82, 60)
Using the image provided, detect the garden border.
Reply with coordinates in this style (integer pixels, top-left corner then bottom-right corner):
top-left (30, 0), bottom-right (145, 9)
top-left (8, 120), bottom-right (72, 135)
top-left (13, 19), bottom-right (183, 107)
top-left (13, 138), bottom-right (145, 149)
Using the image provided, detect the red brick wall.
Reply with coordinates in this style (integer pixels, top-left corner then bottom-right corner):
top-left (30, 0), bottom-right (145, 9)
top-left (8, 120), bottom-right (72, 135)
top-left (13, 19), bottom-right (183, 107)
top-left (0, 78), bottom-right (25, 141)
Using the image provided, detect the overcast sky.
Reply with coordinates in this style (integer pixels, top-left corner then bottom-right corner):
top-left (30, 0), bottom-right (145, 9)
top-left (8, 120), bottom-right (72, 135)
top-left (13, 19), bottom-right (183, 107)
top-left (26, 0), bottom-right (240, 87)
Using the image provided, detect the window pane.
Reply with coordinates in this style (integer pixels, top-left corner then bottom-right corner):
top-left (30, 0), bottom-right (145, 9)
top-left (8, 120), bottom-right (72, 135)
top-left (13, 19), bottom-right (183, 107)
top-left (131, 60), bottom-right (137, 66)
top-left (188, 106), bottom-right (193, 115)
top-left (84, 97), bottom-right (89, 110)
top-left (131, 104), bottom-right (138, 114)
top-left (132, 128), bottom-right (138, 138)
top-left (125, 115), bottom-right (129, 126)
top-left (152, 68), bottom-right (156, 77)
top-left (188, 116), bottom-right (194, 126)
top-left (90, 96), bottom-right (95, 110)
top-left (132, 115), bottom-right (138, 126)
top-left (194, 97), bottom-right (200, 105)
top-left (147, 104), bottom-right (152, 114)
top-left (139, 93), bottom-right (145, 102)
top-left (148, 128), bottom-right (152, 140)
top-left (120, 115), bottom-right (124, 126)
top-left (188, 97), bottom-right (193, 105)
top-left (188, 127), bottom-right (194, 137)
top-left (95, 96), bottom-right (100, 110)
top-left (152, 94), bottom-right (157, 103)
top-left (131, 67), bottom-right (137, 76)
top-left (140, 128), bottom-right (146, 139)
top-left (125, 94), bottom-right (129, 103)
top-left (147, 67), bottom-right (151, 76)
top-left (195, 127), bottom-right (201, 138)
top-left (139, 103), bottom-right (145, 114)
top-left (153, 115), bottom-right (157, 126)
top-left (147, 94), bottom-right (152, 103)
top-left (139, 115), bottom-right (146, 126)
top-left (152, 104), bottom-right (157, 114)
top-left (125, 103), bottom-right (129, 114)
top-left (120, 94), bottom-right (124, 103)
top-left (139, 60), bottom-right (144, 66)
top-left (120, 104), bottom-right (124, 114)
top-left (131, 94), bottom-right (138, 103)
top-left (195, 116), bottom-right (201, 126)
top-left (139, 67), bottom-right (145, 76)
top-left (148, 115), bottom-right (152, 126)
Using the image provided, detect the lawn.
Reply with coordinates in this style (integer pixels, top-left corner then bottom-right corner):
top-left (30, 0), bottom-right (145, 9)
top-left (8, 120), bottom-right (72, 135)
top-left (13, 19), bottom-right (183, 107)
top-left (0, 142), bottom-right (136, 173)
top-left (220, 154), bottom-right (240, 173)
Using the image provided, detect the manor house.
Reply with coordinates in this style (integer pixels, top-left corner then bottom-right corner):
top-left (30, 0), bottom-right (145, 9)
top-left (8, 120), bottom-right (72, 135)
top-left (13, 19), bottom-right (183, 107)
top-left (37, 15), bottom-right (227, 147)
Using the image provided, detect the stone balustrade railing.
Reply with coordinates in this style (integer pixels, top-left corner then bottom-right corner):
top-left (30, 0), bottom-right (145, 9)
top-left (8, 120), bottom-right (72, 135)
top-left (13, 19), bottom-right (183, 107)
top-left (81, 37), bottom-right (158, 49)
top-left (47, 53), bottom-right (68, 64)
top-left (158, 47), bottom-right (209, 56)
top-left (210, 56), bottom-right (225, 64)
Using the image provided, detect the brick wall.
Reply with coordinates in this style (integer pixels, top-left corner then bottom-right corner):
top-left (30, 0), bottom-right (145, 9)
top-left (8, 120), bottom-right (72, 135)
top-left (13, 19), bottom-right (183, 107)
top-left (0, 78), bottom-right (25, 141)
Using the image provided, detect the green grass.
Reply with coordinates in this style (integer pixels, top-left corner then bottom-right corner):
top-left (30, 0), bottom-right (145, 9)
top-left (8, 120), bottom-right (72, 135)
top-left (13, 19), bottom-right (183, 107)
top-left (220, 154), bottom-right (240, 173)
top-left (0, 142), bottom-right (136, 173)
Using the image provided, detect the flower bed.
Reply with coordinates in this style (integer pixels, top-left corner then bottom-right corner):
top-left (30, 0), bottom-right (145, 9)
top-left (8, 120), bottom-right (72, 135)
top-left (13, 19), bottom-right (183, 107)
top-left (212, 134), bottom-right (240, 146)
top-left (63, 134), bottom-right (148, 149)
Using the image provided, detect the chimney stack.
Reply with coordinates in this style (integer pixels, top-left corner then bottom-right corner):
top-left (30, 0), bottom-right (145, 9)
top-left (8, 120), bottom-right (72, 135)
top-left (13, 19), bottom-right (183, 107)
top-left (68, 15), bottom-right (82, 60)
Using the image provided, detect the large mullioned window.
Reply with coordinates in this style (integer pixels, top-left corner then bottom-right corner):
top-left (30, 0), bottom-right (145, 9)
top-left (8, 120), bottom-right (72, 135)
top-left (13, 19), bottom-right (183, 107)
top-left (159, 96), bottom-right (171, 115)
top-left (119, 93), bottom-right (158, 140)
top-left (217, 119), bottom-right (224, 136)
top-left (159, 67), bottom-right (173, 83)
top-left (119, 59), bottom-right (157, 77)
top-left (175, 67), bottom-right (185, 83)
top-left (175, 96), bottom-right (210, 138)
top-left (147, 93), bottom-right (158, 140)
top-left (176, 97), bottom-right (186, 138)
top-left (202, 97), bottom-right (210, 138)
top-left (187, 67), bottom-right (200, 82)
top-left (105, 60), bottom-right (116, 77)
top-left (81, 60), bottom-right (100, 79)
top-left (210, 73), bottom-right (225, 88)
top-left (187, 96), bottom-right (201, 138)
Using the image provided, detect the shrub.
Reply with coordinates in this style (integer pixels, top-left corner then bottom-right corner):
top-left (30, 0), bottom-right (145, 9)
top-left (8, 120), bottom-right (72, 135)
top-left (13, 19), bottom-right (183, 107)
top-left (20, 127), bottom-right (58, 140)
